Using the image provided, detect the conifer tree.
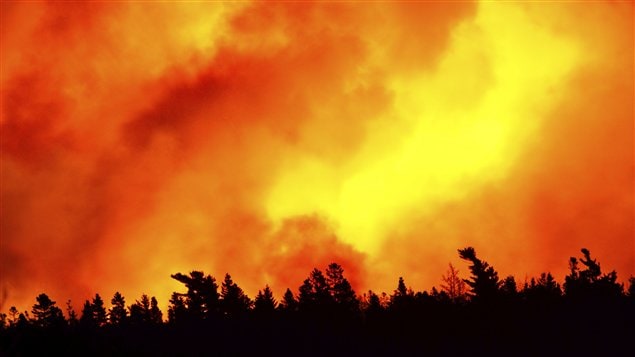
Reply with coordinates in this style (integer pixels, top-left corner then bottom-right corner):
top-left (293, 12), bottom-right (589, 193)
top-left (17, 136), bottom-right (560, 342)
top-left (149, 296), bottom-right (163, 324)
top-left (522, 273), bottom-right (561, 303)
top-left (129, 294), bottom-right (151, 325)
top-left (109, 292), bottom-right (127, 326)
top-left (168, 292), bottom-right (187, 324)
top-left (171, 271), bottom-right (219, 320)
top-left (364, 290), bottom-right (384, 320)
top-left (92, 294), bottom-right (107, 327)
top-left (254, 285), bottom-right (277, 317)
top-left (278, 288), bottom-right (298, 313)
top-left (8, 306), bottom-right (19, 326)
top-left (441, 263), bottom-right (467, 302)
top-left (220, 274), bottom-right (252, 318)
top-left (564, 248), bottom-right (622, 299)
top-left (66, 300), bottom-right (78, 327)
top-left (298, 268), bottom-right (332, 313)
top-left (395, 277), bottom-right (408, 297)
top-left (390, 277), bottom-right (414, 312)
top-left (458, 247), bottom-right (501, 302)
top-left (325, 263), bottom-right (358, 314)
top-left (31, 293), bottom-right (65, 328)
top-left (79, 300), bottom-right (95, 327)
top-left (628, 277), bottom-right (635, 299)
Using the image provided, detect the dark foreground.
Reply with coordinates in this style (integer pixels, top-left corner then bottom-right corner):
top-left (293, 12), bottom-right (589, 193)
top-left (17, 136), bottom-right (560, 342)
top-left (2, 247), bottom-right (633, 356)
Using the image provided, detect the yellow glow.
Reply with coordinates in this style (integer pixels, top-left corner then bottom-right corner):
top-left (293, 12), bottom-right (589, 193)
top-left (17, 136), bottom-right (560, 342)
top-left (265, 2), bottom-right (581, 254)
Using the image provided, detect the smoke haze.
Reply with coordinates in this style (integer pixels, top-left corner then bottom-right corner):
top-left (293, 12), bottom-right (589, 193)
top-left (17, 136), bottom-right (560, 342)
top-left (1, 1), bottom-right (632, 312)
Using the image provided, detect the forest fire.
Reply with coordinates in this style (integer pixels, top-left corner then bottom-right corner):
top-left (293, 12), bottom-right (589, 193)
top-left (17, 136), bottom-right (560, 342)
top-left (1, 0), bottom-right (632, 317)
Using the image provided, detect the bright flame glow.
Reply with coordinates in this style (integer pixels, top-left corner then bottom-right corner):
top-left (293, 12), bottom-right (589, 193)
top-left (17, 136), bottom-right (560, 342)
top-left (265, 2), bottom-right (581, 254)
top-left (1, 1), bottom-right (632, 313)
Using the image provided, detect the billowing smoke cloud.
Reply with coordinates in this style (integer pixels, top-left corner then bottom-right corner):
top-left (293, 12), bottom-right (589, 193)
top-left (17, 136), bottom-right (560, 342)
top-left (1, 1), bottom-right (632, 313)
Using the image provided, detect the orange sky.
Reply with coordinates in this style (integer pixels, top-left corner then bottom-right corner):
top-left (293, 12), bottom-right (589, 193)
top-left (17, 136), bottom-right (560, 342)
top-left (1, 1), bottom-right (633, 314)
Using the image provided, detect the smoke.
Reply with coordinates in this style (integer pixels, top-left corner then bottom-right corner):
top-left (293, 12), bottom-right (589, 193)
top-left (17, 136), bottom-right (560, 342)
top-left (1, 1), bottom-right (632, 312)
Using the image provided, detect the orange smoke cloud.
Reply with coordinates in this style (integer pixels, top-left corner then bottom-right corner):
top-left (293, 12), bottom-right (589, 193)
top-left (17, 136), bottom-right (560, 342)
top-left (1, 1), bottom-right (632, 313)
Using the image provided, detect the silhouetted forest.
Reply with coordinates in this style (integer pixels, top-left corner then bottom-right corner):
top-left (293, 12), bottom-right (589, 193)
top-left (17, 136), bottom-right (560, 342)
top-left (1, 247), bottom-right (633, 356)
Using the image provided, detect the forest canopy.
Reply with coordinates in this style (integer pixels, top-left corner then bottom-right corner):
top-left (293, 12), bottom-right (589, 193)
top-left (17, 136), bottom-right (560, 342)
top-left (1, 247), bottom-right (633, 356)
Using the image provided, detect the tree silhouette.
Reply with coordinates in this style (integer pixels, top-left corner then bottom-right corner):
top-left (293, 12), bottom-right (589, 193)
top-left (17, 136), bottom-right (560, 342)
top-left (564, 248), bottom-right (623, 300)
top-left (428, 286), bottom-right (446, 302)
top-left (522, 272), bottom-right (561, 303)
top-left (458, 247), bottom-right (501, 303)
top-left (66, 300), bottom-right (78, 327)
top-left (79, 300), bottom-right (95, 327)
top-left (278, 288), bottom-right (298, 313)
top-left (79, 294), bottom-right (108, 327)
top-left (171, 271), bottom-right (219, 320)
top-left (363, 290), bottom-right (384, 320)
top-left (149, 296), bottom-right (163, 324)
top-left (325, 263), bottom-right (359, 314)
top-left (579, 248), bottom-right (601, 281)
top-left (8, 306), bottom-right (19, 326)
top-left (565, 256), bottom-right (581, 295)
top-left (441, 263), bottom-right (467, 303)
top-left (2, 249), bottom-right (631, 356)
top-left (167, 292), bottom-right (187, 324)
top-left (16, 313), bottom-right (29, 328)
top-left (390, 277), bottom-right (414, 312)
top-left (92, 294), bottom-right (107, 327)
top-left (298, 268), bottom-right (332, 314)
top-left (31, 293), bottom-right (64, 328)
top-left (129, 294), bottom-right (162, 325)
top-left (501, 276), bottom-right (518, 295)
top-left (220, 274), bottom-right (252, 318)
top-left (129, 295), bottom-right (149, 325)
top-left (254, 285), bottom-right (277, 317)
top-left (109, 292), bottom-right (127, 326)
top-left (395, 277), bottom-right (408, 297)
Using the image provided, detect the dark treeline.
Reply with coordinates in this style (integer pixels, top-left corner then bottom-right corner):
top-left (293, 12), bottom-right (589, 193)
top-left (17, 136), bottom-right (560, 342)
top-left (1, 247), bottom-right (633, 356)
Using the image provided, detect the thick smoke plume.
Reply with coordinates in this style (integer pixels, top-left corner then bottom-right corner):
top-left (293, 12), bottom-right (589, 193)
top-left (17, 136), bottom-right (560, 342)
top-left (1, 1), bottom-right (632, 311)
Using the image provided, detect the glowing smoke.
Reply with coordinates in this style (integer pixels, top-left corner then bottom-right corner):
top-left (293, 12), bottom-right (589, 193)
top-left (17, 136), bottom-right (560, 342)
top-left (1, 1), bottom-right (632, 312)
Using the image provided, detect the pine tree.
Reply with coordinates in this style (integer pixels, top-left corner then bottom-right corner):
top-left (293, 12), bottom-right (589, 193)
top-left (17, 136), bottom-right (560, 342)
top-left (130, 294), bottom-right (151, 325)
top-left (501, 276), bottom-right (517, 294)
top-left (325, 263), bottom-right (358, 314)
top-left (66, 300), bottom-right (78, 327)
top-left (564, 257), bottom-right (582, 296)
top-left (149, 296), bottom-right (163, 324)
top-left (92, 294), bottom-right (107, 327)
top-left (390, 277), bottom-right (414, 312)
top-left (16, 313), bottom-right (29, 328)
top-left (500, 276), bottom-right (519, 304)
top-left (364, 290), bottom-right (384, 320)
top-left (522, 272), bottom-right (561, 303)
top-left (298, 268), bottom-right (332, 313)
top-left (564, 248), bottom-right (623, 299)
top-left (458, 247), bottom-right (501, 303)
top-left (220, 274), bottom-right (252, 318)
top-left (171, 271), bottom-right (219, 320)
top-left (31, 293), bottom-right (65, 328)
top-left (79, 300), bottom-right (95, 327)
top-left (168, 292), bottom-right (187, 324)
top-left (254, 285), bottom-right (277, 317)
top-left (109, 292), bottom-right (127, 326)
top-left (395, 277), bottom-right (408, 297)
top-left (537, 273), bottom-right (561, 296)
top-left (278, 288), bottom-right (298, 313)
top-left (8, 306), bottom-right (19, 326)
top-left (441, 263), bottom-right (467, 303)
